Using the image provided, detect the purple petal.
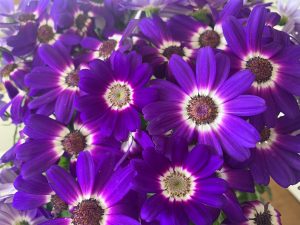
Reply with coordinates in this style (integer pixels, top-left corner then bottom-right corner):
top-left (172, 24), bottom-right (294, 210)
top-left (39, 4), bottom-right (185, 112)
top-left (213, 53), bottom-right (230, 90)
top-left (141, 195), bottom-right (166, 222)
top-left (13, 192), bottom-right (49, 210)
top-left (39, 218), bottom-right (71, 225)
top-left (108, 215), bottom-right (140, 225)
top-left (25, 67), bottom-right (59, 89)
top-left (55, 90), bottom-right (76, 124)
top-left (76, 152), bottom-right (95, 197)
top-left (196, 47), bottom-right (216, 90)
top-left (169, 54), bottom-right (196, 94)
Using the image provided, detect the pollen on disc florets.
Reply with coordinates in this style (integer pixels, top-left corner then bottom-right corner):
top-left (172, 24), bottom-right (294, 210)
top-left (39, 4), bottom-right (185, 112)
top-left (72, 199), bottom-right (105, 225)
top-left (18, 13), bottom-right (35, 23)
top-left (162, 45), bottom-right (185, 60)
top-left (199, 30), bottom-right (220, 48)
top-left (186, 95), bottom-right (218, 125)
top-left (160, 167), bottom-right (195, 201)
top-left (246, 57), bottom-right (273, 84)
top-left (37, 24), bottom-right (55, 43)
top-left (65, 70), bottom-right (80, 87)
top-left (51, 195), bottom-right (68, 215)
top-left (62, 131), bottom-right (87, 156)
top-left (0, 63), bottom-right (17, 78)
top-left (98, 39), bottom-right (117, 59)
top-left (104, 81), bottom-right (133, 110)
top-left (15, 220), bottom-right (30, 225)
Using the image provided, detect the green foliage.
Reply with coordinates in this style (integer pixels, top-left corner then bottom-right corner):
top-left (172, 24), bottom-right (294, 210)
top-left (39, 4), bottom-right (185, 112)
top-left (58, 156), bottom-right (70, 170)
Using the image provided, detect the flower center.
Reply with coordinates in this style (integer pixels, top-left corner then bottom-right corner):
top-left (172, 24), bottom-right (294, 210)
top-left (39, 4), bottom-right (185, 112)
top-left (162, 46), bottom-right (184, 60)
top-left (259, 127), bottom-right (271, 143)
top-left (65, 71), bottom-right (80, 87)
top-left (37, 24), bottom-right (55, 43)
top-left (104, 82), bottom-right (133, 110)
top-left (199, 30), bottom-right (220, 48)
top-left (186, 96), bottom-right (218, 125)
top-left (75, 14), bottom-right (89, 30)
top-left (246, 57), bottom-right (273, 83)
top-left (0, 63), bottom-right (17, 78)
top-left (72, 199), bottom-right (105, 225)
top-left (90, 0), bottom-right (104, 4)
top-left (98, 39), bottom-right (117, 59)
top-left (18, 13), bottom-right (35, 23)
top-left (254, 210), bottom-right (272, 225)
top-left (160, 167), bottom-right (194, 201)
top-left (16, 221), bottom-right (30, 225)
top-left (51, 195), bottom-right (68, 215)
top-left (62, 131), bottom-right (86, 156)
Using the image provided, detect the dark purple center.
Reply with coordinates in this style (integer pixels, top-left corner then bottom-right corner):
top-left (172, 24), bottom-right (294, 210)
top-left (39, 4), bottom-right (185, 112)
top-left (18, 13), bottom-right (35, 23)
top-left (162, 46), bottom-right (184, 60)
top-left (186, 96), bottom-right (218, 125)
top-left (99, 39), bottom-right (117, 59)
top-left (65, 71), bottom-right (80, 87)
top-left (254, 210), bottom-right (272, 225)
top-left (199, 30), bottom-right (220, 48)
top-left (75, 14), bottom-right (89, 30)
top-left (72, 199), bottom-right (104, 225)
top-left (37, 24), bottom-right (55, 43)
top-left (51, 195), bottom-right (68, 215)
top-left (0, 63), bottom-right (17, 78)
top-left (62, 131), bottom-right (86, 156)
top-left (260, 127), bottom-right (271, 143)
top-left (246, 57), bottom-right (273, 83)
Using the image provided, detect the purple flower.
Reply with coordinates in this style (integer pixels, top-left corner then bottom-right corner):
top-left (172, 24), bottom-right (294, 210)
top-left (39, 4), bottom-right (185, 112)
top-left (137, 16), bottom-right (194, 78)
top-left (0, 165), bottom-right (17, 203)
top-left (168, 0), bottom-right (243, 50)
top-left (222, 5), bottom-right (300, 125)
top-left (25, 42), bottom-right (82, 124)
top-left (76, 51), bottom-right (156, 141)
top-left (132, 142), bottom-right (226, 224)
top-left (40, 151), bottom-right (140, 225)
top-left (0, 202), bottom-right (47, 225)
top-left (225, 201), bottom-right (282, 225)
top-left (143, 47), bottom-right (266, 161)
top-left (249, 116), bottom-right (300, 187)
top-left (16, 114), bottom-right (118, 178)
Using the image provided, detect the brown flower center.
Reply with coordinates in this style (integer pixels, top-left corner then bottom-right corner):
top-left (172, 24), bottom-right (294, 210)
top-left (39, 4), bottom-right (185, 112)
top-left (18, 13), bottom-right (35, 23)
top-left (162, 46), bottom-right (184, 60)
top-left (99, 39), bottom-right (117, 59)
top-left (75, 14), bottom-right (89, 30)
top-left (51, 195), bottom-right (68, 215)
top-left (62, 131), bottom-right (86, 156)
top-left (186, 96), bottom-right (218, 125)
top-left (199, 30), bottom-right (220, 48)
top-left (259, 127), bottom-right (271, 143)
top-left (246, 57), bottom-right (273, 84)
top-left (105, 82), bottom-right (132, 109)
top-left (65, 71), bottom-right (80, 87)
top-left (72, 199), bottom-right (105, 225)
top-left (161, 168), bottom-right (193, 200)
top-left (254, 210), bottom-right (272, 225)
top-left (0, 63), bottom-right (17, 78)
top-left (37, 24), bottom-right (55, 43)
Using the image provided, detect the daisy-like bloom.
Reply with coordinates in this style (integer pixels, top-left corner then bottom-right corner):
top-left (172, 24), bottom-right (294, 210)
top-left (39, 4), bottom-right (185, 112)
top-left (222, 5), bottom-right (300, 125)
top-left (80, 34), bottom-right (123, 62)
top-left (225, 201), bottom-right (282, 225)
top-left (0, 202), bottom-right (47, 225)
top-left (76, 51), bottom-right (156, 141)
top-left (249, 115), bottom-right (300, 188)
top-left (168, 0), bottom-right (243, 50)
top-left (132, 142), bottom-right (226, 225)
top-left (13, 174), bottom-right (69, 217)
top-left (143, 47), bottom-right (266, 161)
top-left (137, 16), bottom-right (194, 78)
top-left (41, 151), bottom-right (140, 225)
top-left (16, 114), bottom-right (118, 178)
top-left (25, 42), bottom-right (83, 124)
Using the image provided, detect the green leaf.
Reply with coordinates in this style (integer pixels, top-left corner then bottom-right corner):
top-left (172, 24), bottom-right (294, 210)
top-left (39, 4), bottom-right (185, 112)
top-left (58, 156), bottom-right (70, 170)
top-left (60, 210), bottom-right (72, 218)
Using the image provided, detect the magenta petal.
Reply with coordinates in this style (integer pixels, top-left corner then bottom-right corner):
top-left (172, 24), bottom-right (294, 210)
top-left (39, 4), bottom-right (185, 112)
top-left (141, 195), bottom-right (165, 222)
top-left (55, 90), bottom-right (76, 124)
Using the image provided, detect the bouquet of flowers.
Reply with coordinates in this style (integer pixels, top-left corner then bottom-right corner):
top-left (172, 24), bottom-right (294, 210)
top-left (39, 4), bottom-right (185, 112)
top-left (0, 0), bottom-right (300, 224)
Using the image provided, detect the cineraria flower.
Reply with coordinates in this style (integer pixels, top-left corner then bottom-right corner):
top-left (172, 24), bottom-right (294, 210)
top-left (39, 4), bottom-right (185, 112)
top-left (132, 143), bottom-right (226, 224)
top-left (80, 34), bottom-right (123, 62)
top-left (222, 5), bottom-right (300, 125)
top-left (169, 0), bottom-right (243, 50)
top-left (143, 47), bottom-right (266, 161)
top-left (25, 42), bottom-right (83, 124)
top-left (0, 202), bottom-right (47, 225)
top-left (41, 151), bottom-right (139, 225)
top-left (76, 51), bottom-right (156, 140)
top-left (225, 201), bottom-right (282, 225)
top-left (137, 16), bottom-right (194, 78)
top-left (16, 114), bottom-right (118, 178)
top-left (249, 116), bottom-right (300, 188)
